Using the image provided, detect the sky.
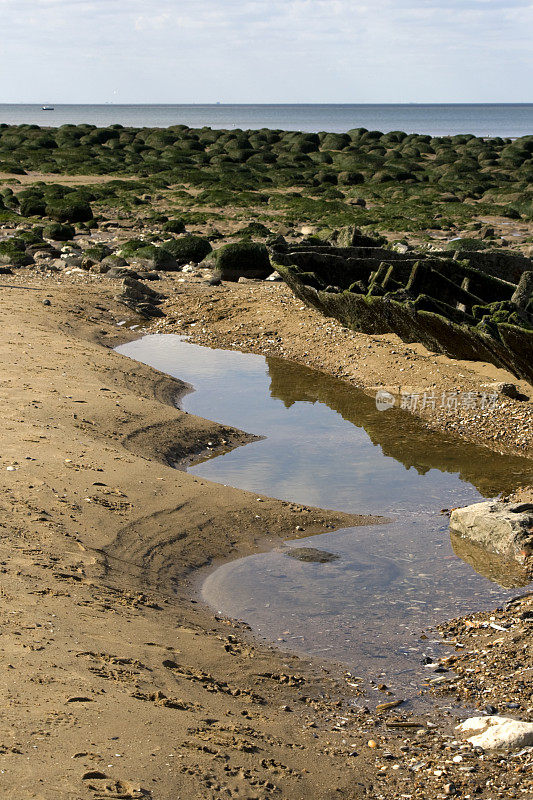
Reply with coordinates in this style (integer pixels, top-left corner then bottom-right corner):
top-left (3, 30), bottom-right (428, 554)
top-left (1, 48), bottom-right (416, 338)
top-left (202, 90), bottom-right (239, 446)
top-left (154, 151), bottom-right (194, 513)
top-left (0, 0), bottom-right (532, 103)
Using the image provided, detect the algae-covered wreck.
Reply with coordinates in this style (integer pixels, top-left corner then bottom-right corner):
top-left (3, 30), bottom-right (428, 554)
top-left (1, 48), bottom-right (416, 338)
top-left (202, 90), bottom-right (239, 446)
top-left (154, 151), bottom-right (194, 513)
top-left (272, 231), bottom-right (533, 384)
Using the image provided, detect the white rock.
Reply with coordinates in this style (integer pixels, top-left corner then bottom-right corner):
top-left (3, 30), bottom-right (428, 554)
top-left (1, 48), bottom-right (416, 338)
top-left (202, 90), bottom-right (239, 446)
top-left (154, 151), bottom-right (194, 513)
top-left (456, 716), bottom-right (533, 751)
top-left (450, 500), bottom-right (533, 564)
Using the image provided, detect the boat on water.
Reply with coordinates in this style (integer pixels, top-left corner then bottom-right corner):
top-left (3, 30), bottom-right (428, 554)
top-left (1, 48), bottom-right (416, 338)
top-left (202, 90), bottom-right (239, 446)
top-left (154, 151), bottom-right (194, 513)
top-left (272, 230), bottom-right (533, 384)
top-left (41, 105), bottom-right (54, 111)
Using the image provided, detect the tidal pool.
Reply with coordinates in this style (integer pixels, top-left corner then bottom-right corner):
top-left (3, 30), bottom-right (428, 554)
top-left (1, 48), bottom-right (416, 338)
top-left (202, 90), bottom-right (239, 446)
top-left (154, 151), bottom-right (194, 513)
top-left (117, 334), bottom-right (532, 702)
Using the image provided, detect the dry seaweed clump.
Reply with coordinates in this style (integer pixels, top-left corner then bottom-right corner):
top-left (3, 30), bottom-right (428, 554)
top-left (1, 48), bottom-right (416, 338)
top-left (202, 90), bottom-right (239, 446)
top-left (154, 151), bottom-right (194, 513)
top-left (271, 231), bottom-right (533, 382)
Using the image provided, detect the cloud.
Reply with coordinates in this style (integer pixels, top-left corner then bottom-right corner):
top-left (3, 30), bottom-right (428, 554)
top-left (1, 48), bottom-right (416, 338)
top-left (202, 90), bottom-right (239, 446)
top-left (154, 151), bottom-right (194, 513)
top-left (0, 0), bottom-right (531, 102)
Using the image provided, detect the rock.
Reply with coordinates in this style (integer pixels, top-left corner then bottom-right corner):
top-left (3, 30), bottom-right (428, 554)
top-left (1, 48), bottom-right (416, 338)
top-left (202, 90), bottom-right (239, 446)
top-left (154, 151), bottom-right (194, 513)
top-left (101, 254), bottom-right (128, 270)
top-left (135, 270), bottom-right (160, 281)
top-left (479, 225), bottom-right (495, 240)
top-left (43, 222), bottom-right (75, 241)
top-left (163, 218), bottom-right (186, 234)
top-left (284, 547), bottom-right (339, 563)
top-left (120, 277), bottom-right (164, 303)
top-left (449, 500), bottom-right (533, 564)
top-left (106, 267), bottom-right (140, 279)
top-left (209, 241), bottom-right (271, 281)
top-left (62, 256), bottom-right (83, 268)
top-left (391, 242), bottom-right (409, 254)
top-left (117, 277), bottom-right (166, 319)
top-left (456, 716), bottom-right (533, 751)
top-left (480, 381), bottom-right (522, 400)
top-left (445, 238), bottom-right (488, 252)
top-left (207, 276), bottom-right (221, 286)
top-left (349, 197), bottom-right (366, 207)
top-left (162, 234), bottom-right (212, 265)
top-left (266, 271), bottom-right (282, 281)
top-left (82, 243), bottom-right (112, 264)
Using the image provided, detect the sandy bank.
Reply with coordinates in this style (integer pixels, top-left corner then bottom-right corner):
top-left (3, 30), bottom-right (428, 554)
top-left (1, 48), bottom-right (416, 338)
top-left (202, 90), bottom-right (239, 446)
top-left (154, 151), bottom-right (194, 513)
top-left (0, 272), bottom-right (531, 799)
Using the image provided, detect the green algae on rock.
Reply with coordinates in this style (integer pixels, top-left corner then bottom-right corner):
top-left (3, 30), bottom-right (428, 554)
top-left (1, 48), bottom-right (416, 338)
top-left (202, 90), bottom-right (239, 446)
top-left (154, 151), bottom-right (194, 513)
top-left (272, 232), bottom-right (533, 384)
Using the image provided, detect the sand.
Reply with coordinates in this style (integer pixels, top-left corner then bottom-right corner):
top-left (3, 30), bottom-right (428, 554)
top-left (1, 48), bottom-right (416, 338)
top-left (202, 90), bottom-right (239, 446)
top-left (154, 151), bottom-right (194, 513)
top-left (0, 268), bottom-right (531, 799)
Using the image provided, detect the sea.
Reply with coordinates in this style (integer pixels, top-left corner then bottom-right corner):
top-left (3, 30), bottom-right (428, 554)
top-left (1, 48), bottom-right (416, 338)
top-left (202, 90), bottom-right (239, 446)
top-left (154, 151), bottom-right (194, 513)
top-left (1, 104), bottom-right (532, 138)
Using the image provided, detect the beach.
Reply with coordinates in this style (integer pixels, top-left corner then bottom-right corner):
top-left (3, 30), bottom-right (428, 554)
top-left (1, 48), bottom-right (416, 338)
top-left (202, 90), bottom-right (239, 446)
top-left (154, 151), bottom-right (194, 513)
top-left (0, 261), bottom-right (531, 799)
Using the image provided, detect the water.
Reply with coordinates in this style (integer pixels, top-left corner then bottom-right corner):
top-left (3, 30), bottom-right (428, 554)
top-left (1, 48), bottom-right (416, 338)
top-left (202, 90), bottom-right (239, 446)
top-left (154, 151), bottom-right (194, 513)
top-left (116, 334), bottom-right (532, 703)
top-left (2, 103), bottom-right (532, 138)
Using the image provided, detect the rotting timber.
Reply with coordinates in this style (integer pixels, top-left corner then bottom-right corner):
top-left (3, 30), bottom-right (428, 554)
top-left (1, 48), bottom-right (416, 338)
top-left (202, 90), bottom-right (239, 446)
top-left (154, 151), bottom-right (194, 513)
top-left (272, 232), bottom-right (533, 384)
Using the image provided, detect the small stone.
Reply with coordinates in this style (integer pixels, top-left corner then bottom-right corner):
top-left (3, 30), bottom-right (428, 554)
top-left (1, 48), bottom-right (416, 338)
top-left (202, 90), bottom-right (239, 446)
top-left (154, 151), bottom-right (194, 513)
top-left (444, 782), bottom-right (457, 796)
top-left (43, 299), bottom-right (51, 306)
top-left (367, 740), bottom-right (377, 749)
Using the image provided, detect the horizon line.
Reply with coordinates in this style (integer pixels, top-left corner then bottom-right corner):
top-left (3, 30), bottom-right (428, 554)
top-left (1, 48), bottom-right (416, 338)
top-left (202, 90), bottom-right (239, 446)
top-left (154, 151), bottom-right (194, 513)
top-left (2, 101), bottom-right (533, 107)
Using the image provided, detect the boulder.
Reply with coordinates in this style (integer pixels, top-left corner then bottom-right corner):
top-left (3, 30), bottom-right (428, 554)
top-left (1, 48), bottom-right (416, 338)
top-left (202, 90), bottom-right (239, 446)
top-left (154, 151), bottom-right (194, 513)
top-left (45, 198), bottom-right (93, 224)
top-left (126, 244), bottom-right (177, 271)
top-left (456, 716), bottom-right (533, 751)
top-left (163, 219), bottom-right (186, 234)
top-left (100, 255), bottom-right (128, 271)
top-left (82, 243), bottom-right (112, 264)
top-left (105, 266), bottom-right (140, 279)
top-left (162, 235), bottom-right (212, 265)
top-left (117, 277), bottom-right (165, 318)
top-left (121, 276), bottom-right (164, 303)
top-left (209, 241), bottom-right (271, 282)
top-left (449, 501), bottom-right (533, 564)
top-left (44, 223), bottom-right (75, 242)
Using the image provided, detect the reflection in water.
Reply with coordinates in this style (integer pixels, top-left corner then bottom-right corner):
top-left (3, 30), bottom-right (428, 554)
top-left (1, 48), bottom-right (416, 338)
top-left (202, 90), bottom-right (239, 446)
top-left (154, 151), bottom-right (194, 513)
top-left (450, 533), bottom-right (531, 589)
top-left (115, 335), bottom-right (532, 703)
top-left (266, 356), bottom-right (531, 498)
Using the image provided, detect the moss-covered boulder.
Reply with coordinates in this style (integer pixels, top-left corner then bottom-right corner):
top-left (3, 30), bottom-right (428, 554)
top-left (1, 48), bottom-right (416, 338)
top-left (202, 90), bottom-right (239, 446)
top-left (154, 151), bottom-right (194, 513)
top-left (44, 222), bottom-right (75, 241)
top-left (338, 171), bottom-right (364, 186)
top-left (162, 234), bottom-right (212, 264)
top-left (19, 196), bottom-right (47, 217)
top-left (81, 243), bottom-right (113, 266)
top-left (236, 221), bottom-right (271, 239)
top-left (118, 239), bottom-right (177, 270)
top-left (0, 237), bottom-right (33, 267)
top-left (45, 198), bottom-right (93, 223)
top-left (163, 218), bottom-right (186, 234)
top-left (209, 241), bottom-right (271, 281)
